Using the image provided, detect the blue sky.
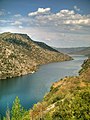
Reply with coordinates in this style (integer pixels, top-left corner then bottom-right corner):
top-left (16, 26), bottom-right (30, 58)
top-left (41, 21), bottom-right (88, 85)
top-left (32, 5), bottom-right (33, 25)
top-left (0, 0), bottom-right (90, 47)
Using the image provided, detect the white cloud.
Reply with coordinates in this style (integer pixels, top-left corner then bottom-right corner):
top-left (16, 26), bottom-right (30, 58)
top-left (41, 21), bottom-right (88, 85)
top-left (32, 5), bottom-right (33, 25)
top-left (14, 14), bottom-right (22, 17)
top-left (11, 21), bottom-right (22, 26)
top-left (28, 12), bottom-right (37, 16)
top-left (60, 9), bottom-right (75, 15)
top-left (64, 19), bottom-right (90, 25)
top-left (29, 9), bottom-right (90, 27)
top-left (28, 8), bottom-right (51, 16)
top-left (19, 25), bottom-right (23, 29)
top-left (74, 6), bottom-right (80, 12)
top-left (1, 8), bottom-right (90, 31)
top-left (0, 19), bottom-right (12, 26)
top-left (38, 8), bottom-right (50, 13)
top-left (0, 20), bottom-right (7, 23)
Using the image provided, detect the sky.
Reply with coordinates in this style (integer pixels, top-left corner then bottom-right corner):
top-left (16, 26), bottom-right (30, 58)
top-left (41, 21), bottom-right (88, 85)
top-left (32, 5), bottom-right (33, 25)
top-left (0, 0), bottom-right (90, 48)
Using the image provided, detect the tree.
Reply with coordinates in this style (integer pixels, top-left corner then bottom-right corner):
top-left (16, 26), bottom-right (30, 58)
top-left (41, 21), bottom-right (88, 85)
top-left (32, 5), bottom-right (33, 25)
top-left (6, 106), bottom-right (10, 120)
top-left (11, 96), bottom-right (24, 120)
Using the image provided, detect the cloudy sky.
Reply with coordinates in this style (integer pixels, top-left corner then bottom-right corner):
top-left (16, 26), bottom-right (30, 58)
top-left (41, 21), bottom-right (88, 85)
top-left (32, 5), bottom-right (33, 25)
top-left (0, 0), bottom-right (90, 47)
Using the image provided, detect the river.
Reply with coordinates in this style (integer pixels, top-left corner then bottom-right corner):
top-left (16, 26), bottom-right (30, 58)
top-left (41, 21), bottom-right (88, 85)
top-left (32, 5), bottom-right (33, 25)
top-left (0, 55), bottom-right (87, 116)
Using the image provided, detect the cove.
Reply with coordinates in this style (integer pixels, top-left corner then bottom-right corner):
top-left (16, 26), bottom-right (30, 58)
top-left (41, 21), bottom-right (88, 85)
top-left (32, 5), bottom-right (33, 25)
top-left (0, 55), bottom-right (87, 116)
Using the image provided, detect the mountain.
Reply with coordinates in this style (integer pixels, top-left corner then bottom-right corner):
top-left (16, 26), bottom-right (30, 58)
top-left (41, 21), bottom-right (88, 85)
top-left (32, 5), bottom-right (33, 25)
top-left (71, 47), bottom-right (90, 57)
top-left (55, 47), bottom-right (90, 57)
top-left (0, 32), bottom-right (72, 79)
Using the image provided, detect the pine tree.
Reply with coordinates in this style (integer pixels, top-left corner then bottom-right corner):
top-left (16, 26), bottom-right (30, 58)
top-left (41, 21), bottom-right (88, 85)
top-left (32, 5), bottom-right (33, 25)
top-left (11, 96), bottom-right (23, 120)
top-left (6, 106), bottom-right (10, 120)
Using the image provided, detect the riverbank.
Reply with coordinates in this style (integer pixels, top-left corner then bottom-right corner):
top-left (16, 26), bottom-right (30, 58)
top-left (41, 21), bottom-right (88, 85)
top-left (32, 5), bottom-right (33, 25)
top-left (1, 57), bottom-right (90, 120)
top-left (0, 55), bottom-right (88, 117)
top-left (28, 58), bottom-right (90, 120)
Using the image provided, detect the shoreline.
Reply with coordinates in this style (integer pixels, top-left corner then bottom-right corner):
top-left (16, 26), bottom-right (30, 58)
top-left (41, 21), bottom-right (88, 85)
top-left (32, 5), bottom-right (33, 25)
top-left (0, 57), bottom-right (72, 80)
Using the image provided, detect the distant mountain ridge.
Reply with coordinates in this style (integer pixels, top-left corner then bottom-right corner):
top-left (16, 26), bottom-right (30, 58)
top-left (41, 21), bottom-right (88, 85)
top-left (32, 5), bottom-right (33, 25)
top-left (0, 32), bottom-right (72, 79)
top-left (55, 47), bottom-right (90, 57)
top-left (71, 47), bottom-right (90, 57)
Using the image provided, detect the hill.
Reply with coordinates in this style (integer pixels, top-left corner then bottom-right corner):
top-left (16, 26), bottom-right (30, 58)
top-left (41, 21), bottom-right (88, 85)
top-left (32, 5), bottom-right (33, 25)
top-left (54, 47), bottom-right (86, 53)
top-left (28, 58), bottom-right (90, 120)
top-left (55, 47), bottom-right (90, 57)
top-left (0, 32), bottom-right (72, 79)
top-left (71, 47), bottom-right (90, 57)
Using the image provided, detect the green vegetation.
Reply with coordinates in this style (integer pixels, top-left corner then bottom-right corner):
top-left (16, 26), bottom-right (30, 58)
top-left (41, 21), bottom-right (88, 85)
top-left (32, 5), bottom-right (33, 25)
top-left (79, 59), bottom-right (90, 74)
top-left (2, 58), bottom-right (90, 120)
top-left (51, 87), bottom-right (90, 120)
top-left (11, 96), bottom-right (24, 120)
top-left (3, 97), bottom-right (30, 120)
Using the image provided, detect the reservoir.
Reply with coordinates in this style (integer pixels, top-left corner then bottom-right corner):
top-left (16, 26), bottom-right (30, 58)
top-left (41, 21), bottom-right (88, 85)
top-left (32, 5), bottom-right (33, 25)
top-left (0, 55), bottom-right (87, 116)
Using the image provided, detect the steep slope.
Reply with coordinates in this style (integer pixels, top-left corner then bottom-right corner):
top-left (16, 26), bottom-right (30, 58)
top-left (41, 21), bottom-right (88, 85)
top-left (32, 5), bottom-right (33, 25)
top-left (0, 32), bottom-right (72, 79)
top-left (28, 58), bottom-right (90, 120)
top-left (34, 41), bottom-right (59, 52)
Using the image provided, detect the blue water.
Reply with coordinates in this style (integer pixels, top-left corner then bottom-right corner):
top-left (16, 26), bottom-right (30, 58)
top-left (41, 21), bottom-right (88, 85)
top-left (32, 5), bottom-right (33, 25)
top-left (0, 55), bottom-right (87, 116)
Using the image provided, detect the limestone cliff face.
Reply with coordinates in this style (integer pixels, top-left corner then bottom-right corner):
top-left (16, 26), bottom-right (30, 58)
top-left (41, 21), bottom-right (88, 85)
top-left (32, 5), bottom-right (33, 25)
top-left (0, 32), bottom-right (72, 79)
